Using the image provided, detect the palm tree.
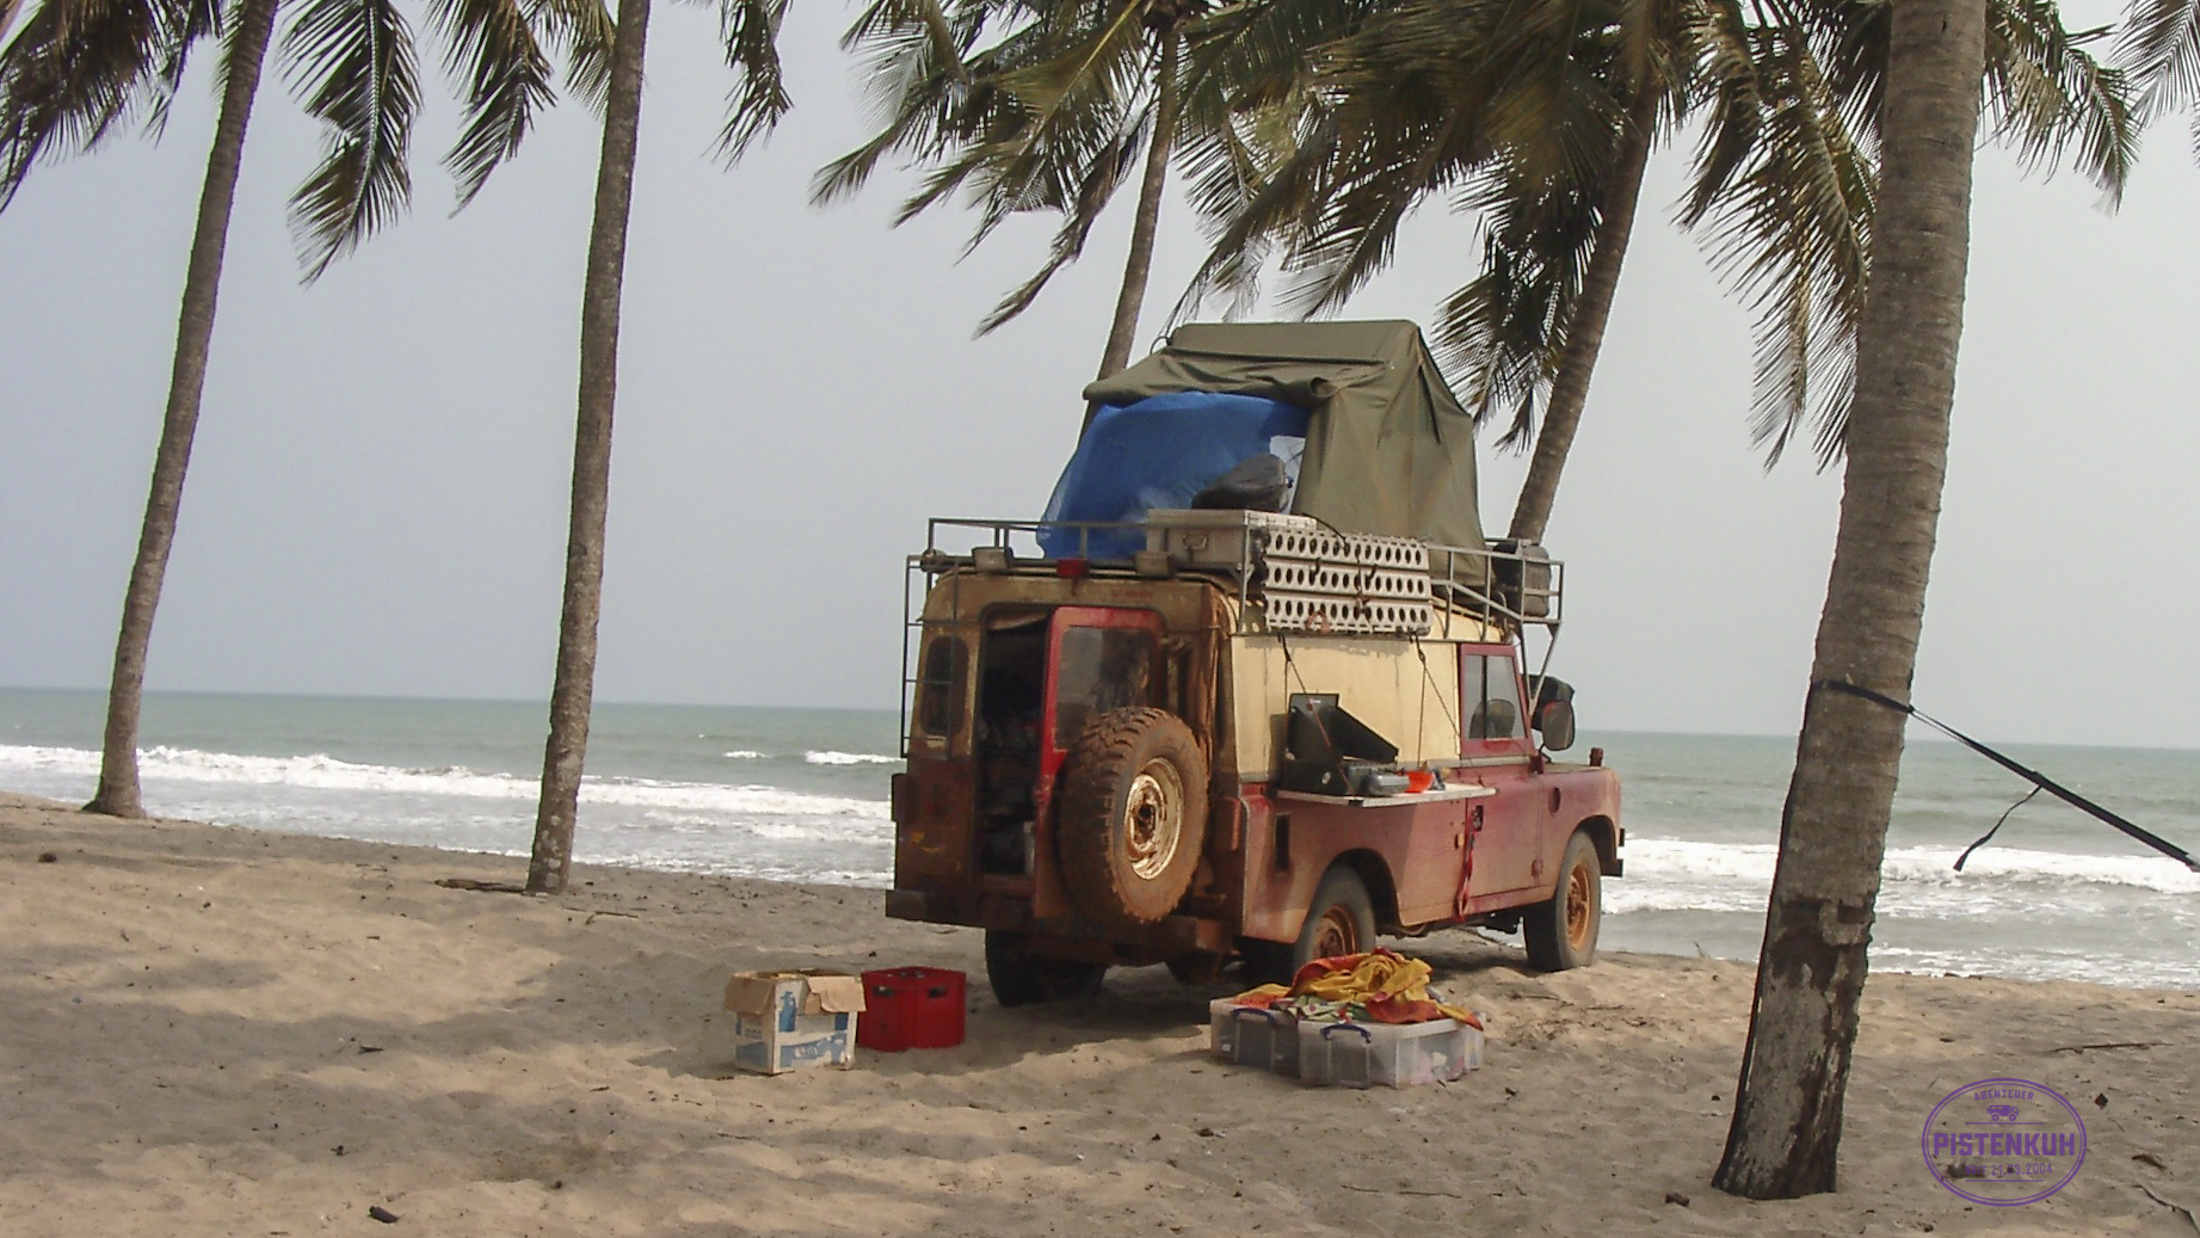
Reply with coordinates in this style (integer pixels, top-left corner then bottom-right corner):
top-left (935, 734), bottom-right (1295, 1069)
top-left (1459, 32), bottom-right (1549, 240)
top-left (0, 0), bottom-right (603, 819)
top-left (1711, 0), bottom-right (1992, 1198)
top-left (522, 0), bottom-right (790, 895)
top-left (0, 0), bottom-right (430, 816)
top-left (1179, 0), bottom-right (2128, 542)
top-left (1176, 0), bottom-right (1841, 492)
top-left (818, 0), bottom-right (1376, 392)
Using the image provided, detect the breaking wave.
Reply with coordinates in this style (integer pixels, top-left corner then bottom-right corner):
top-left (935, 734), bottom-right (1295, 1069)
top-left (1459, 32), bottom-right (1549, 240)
top-left (1603, 836), bottom-right (2200, 916)
top-left (0, 743), bottom-right (886, 820)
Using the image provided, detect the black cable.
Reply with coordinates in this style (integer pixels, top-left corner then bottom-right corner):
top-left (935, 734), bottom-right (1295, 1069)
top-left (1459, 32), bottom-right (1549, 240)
top-left (1815, 679), bottom-right (2200, 874)
top-left (1955, 785), bottom-right (2042, 872)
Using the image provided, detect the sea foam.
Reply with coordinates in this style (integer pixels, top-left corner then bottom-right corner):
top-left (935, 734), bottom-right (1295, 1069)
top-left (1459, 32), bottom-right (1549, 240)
top-left (0, 743), bottom-right (886, 819)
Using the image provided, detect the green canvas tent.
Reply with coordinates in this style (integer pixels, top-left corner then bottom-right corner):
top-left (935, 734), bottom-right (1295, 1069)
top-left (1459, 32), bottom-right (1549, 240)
top-left (1084, 320), bottom-right (1487, 568)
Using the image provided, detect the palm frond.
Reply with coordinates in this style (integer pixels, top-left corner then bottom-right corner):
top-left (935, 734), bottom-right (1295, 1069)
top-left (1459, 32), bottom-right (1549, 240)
top-left (1169, 0), bottom-right (1400, 324)
top-left (840, 0), bottom-right (964, 79)
top-left (1683, 18), bottom-right (1873, 466)
top-left (1171, 107), bottom-right (1339, 324)
top-left (428, 0), bottom-right (555, 207)
top-left (2116, 0), bottom-right (2200, 123)
top-left (1680, 0), bottom-right (1760, 224)
top-left (140, 0), bottom-right (224, 137)
top-left (997, 0), bottom-right (1148, 131)
top-left (0, 0), bottom-right (202, 209)
top-left (811, 0), bottom-right (980, 204)
top-left (811, 102), bottom-right (922, 204)
top-left (283, 0), bottom-right (422, 281)
top-left (710, 0), bottom-right (789, 160)
top-left (1986, 0), bottom-right (2133, 201)
top-left (530, 0), bottom-right (612, 111)
top-left (978, 103), bottom-right (1147, 332)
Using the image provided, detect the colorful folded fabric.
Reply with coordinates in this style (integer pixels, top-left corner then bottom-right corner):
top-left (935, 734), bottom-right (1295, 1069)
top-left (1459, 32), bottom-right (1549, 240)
top-left (1230, 948), bottom-right (1480, 1028)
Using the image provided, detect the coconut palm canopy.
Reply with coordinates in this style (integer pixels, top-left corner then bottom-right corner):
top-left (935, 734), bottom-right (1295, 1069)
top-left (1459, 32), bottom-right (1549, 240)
top-left (1177, 0), bottom-right (2131, 466)
top-left (815, 0), bottom-right (1389, 378)
top-left (0, 0), bottom-right (611, 276)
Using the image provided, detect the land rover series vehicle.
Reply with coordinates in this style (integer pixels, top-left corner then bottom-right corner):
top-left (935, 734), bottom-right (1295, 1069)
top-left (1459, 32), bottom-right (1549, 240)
top-left (888, 322), bottom-right (1622, 1004)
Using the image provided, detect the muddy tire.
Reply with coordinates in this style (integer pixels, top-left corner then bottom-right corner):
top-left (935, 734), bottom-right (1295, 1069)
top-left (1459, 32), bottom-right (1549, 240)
top-left (1524, 830), bottom-right (1601, 971)
top-left (984, 931), bottom-right (1106, 1007)
top-left (1244, 866), bottom-right (1376, 987)
top-left (1056, 707), bottom-right (1209, 927)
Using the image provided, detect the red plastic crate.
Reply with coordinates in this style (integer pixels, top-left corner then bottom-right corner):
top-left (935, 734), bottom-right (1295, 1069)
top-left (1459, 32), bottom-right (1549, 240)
top-left (857, 967), bottom-right (967, 1052)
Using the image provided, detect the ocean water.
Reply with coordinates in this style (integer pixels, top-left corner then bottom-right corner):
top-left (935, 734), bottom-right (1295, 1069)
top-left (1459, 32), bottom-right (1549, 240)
top-left (3, 688), bottom-right (2194, 989)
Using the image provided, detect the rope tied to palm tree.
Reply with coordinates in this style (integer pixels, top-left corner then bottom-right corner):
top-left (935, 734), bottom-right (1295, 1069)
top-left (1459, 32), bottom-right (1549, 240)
top-left (1814, 678), bottom-right (2200, 873)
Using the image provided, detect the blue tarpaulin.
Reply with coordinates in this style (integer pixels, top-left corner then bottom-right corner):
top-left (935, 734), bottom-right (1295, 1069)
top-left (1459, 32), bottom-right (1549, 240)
top-left (1038, 392), bottom-right (1310, 559)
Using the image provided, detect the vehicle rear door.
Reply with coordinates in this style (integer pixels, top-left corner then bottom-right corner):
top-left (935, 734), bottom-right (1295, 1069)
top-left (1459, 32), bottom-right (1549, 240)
top-left (1030, 607), bottom-right (1164, 918)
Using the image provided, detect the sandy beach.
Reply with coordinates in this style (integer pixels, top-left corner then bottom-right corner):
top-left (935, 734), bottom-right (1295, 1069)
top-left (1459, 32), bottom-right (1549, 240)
top-left (3, 789), bottom-right (2194, 1237)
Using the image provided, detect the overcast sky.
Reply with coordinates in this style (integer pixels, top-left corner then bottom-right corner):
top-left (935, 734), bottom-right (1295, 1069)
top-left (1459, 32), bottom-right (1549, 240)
top-left (2, 2), bottom-right (2196, 748)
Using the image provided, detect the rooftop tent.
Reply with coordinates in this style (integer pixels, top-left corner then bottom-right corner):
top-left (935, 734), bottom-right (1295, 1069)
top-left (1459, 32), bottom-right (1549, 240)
top-left (1039, 392), bottom-right (1310, 559)
top-left (1081, 321), bottom-right (1487, 564)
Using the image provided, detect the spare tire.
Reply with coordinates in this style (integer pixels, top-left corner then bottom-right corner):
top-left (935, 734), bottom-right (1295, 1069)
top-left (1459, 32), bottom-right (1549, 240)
top-left (1056, 707), bottom-right (1209, 926)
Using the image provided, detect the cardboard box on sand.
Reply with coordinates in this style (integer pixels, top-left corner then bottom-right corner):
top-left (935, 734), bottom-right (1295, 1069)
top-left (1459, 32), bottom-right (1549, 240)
top-left (722, 970), bottom-right (866, 1074)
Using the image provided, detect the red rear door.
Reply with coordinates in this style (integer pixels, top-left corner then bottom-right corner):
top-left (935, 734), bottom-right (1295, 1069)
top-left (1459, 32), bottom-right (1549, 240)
top-left (1029, 607), bottom-right (1164, 919)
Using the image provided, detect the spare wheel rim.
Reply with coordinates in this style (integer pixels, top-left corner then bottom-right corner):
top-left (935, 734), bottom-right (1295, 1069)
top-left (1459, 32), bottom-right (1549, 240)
top-left (1124, 757), bottom-right (1185, 880)
top-left (1565, 861), bottom-right (1594, 950)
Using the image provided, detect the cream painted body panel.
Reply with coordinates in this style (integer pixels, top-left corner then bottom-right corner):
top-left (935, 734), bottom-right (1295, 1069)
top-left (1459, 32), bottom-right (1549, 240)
top-left (1226, 605), bottom-right (1504, 777)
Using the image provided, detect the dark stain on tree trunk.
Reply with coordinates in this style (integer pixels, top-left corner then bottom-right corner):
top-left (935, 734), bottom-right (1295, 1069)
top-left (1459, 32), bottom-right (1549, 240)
top-left (1714, 0), bottom-right (1988, 1199)
top-left (85, 0), bottom-right (281, 819)
top-left (1506, 88), bottom-right (1658, 546)
top-left (528, 0), bottom-right (652, 895)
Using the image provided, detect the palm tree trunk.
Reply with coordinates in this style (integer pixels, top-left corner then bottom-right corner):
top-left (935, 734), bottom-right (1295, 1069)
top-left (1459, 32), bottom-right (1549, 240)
top-left (526, 0), bottom-right (652, 895)
top-left (83, 0), bottom-right (281, 819)
top-left (1712, 0), bottom-right (1987, 1201)
top-left (1505, 88), bottom-right (1658, 546)
top-left (1092, 24), bottom-right (1182, 392)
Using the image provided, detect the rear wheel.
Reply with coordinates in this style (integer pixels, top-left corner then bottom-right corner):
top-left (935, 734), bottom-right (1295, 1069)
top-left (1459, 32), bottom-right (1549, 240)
top-left (984, 930), bottom-right (1106, 1007)
top-left (1523, 831), bottom-right (1601, 971)
top-left (1245, 866), bottom-right (1376, 986)
top-left (1056, 708), bottom-right (1209, 927)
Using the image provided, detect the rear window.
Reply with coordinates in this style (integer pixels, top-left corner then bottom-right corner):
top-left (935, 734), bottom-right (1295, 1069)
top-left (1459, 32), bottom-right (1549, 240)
top-left (916, 636), bottom-right (967, 738)
top-left (1052, 627), bottom-right (1156, 748)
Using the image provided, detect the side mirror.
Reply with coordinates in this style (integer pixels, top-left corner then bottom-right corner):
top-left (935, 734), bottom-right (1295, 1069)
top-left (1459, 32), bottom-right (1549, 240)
top-left (1535, 699), bottom-right (1577, 752)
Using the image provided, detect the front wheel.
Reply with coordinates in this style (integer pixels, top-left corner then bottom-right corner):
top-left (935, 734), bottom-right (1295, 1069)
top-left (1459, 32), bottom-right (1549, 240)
top-left (1523, 830), bottom-right (1601, 971)
top-left (984, 930), bottom-right (1107, 1007)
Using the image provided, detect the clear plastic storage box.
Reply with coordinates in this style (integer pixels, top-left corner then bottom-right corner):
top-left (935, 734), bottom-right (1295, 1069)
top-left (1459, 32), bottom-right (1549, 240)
top-left (1297, 1018), bottom-right (1483, 1088)
top-left (1208, 999), bottom-right (1300, 1075)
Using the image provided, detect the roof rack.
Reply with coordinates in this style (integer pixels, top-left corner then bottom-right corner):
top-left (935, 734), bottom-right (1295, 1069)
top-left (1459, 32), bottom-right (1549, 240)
top-left (900, 515), bottom-right (1563, 757)
top-left (909, 514), bottom-right (1560, 632)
